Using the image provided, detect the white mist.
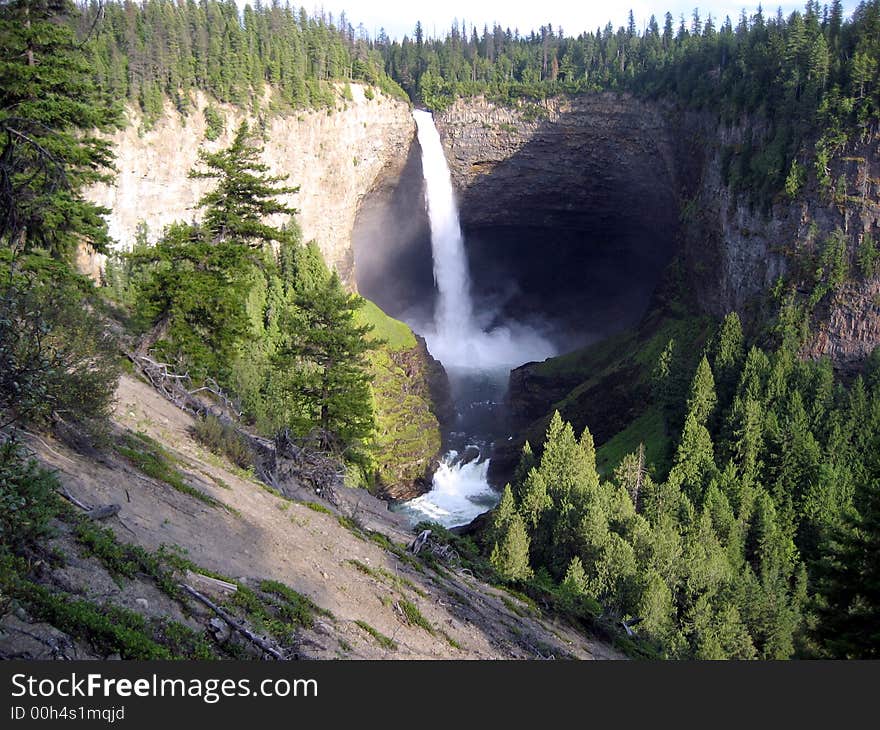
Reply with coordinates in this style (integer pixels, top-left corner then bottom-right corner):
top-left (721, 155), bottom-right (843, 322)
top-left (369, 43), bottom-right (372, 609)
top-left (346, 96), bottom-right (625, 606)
top-left (412, 110), bottom-right (555, 372)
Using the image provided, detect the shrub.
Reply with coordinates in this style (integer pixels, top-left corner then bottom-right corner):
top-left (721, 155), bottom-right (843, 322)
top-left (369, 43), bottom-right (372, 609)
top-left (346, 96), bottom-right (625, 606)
top-left (0, 255), bottom-right (119, 428)
top-left (191, 414), bottom-right (253, 469)
top-left (0, 439), bottom-right (59, 549)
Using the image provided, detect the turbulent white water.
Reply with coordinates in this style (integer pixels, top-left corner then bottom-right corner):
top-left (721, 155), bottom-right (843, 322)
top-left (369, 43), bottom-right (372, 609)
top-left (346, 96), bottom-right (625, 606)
top-left (394, 449), bottom-right (499, 527)
top-left (400, 111), bottom-right (555, 528)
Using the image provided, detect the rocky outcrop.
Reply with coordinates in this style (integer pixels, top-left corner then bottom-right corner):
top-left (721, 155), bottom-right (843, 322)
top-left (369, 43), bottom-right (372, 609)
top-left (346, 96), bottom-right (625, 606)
top-left (436, 94), bottom-right (678, 234)
top-left (370, 334), bottom-right (453, 501)
top-left (677, 110), bottom-right (880, 370)
top-left (85, 85), bottom-right (414, 286)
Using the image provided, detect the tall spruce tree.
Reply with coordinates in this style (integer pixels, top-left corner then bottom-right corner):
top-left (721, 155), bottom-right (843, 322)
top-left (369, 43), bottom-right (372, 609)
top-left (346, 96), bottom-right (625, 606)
top-left (490, 511), bottom-right (533, 582)
top-left (815, 478), bottom-right (880, 657)
top-left (190, 121), bottom-right (299, 247)
top-left (0, 0), bottom-right (118, 258)
top-left (277, 270), bottom-right (377, 449)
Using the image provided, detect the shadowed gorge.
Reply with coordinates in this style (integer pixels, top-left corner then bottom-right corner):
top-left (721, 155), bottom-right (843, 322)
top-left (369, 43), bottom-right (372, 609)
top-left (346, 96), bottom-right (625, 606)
top-left (354, 94), bottom-right (680, 355)
top-left (7, 0), bottom-right (880, 666)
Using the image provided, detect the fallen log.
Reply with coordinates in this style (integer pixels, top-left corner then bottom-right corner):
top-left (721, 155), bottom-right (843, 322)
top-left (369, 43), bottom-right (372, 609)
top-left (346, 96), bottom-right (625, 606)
top-left (409, 529), bottom-right (431, 555)
top-left (184, 570), bottom-right (238, 600)
top-left (59, 489), bottom-right (120, 521)
top-left (178, 583), bottom-right (284, 660)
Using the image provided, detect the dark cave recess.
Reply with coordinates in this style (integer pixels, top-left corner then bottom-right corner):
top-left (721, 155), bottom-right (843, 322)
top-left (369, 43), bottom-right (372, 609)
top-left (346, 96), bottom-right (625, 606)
top-left (353, 135), bottom-right (678, 356)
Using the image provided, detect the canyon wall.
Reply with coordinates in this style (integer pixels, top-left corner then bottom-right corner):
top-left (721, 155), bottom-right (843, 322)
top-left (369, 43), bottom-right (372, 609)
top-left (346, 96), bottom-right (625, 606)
top-left (435, 93), bottom-right (880, 371)
top-left (85, 86), bottom-right (453, 500)
top-left (85, 85), bottom-right (414, 286)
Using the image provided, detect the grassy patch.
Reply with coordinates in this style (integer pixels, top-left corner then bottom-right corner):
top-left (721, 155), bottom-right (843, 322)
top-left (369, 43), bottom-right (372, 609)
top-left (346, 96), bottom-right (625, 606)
top-left (302, 501), bottom-right (332, 515)
top-left (70, 518), bottom-right (180, 599)
top-left (346, 559), bottom-right (427, 597)
top-left (117, 432), bottom-right (225, 510)
top-left (595, 405), bottom-right (670, 477)
top-left (354, 619), bottom-right (397, 651)
top-left (258, 579), bottom-right (334, 625)
top-left (191, 415), bottom-right (253, 470)
top-left (357, 299), bottom-right (416, 351)
top-left (398, 599), bottom-right (434, 634)
top-left (0, 554), bottom-right (215, 660)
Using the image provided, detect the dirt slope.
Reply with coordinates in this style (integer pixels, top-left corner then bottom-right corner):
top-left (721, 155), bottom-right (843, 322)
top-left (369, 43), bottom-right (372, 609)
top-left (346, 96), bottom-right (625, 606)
top-left (9, 374), bottom-right (623, 660)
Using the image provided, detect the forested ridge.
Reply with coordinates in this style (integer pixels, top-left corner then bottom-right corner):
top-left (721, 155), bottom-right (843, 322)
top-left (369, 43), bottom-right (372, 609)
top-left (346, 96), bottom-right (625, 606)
top-left (77, 0), bottom-right (407, 129)
top-left (383, 1), bottom-right (879, 203)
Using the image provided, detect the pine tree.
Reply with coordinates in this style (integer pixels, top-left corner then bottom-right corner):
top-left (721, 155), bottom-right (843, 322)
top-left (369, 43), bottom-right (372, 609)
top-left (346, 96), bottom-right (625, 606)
top-left (278, 271), bottom-right (377, 448)
top-left (815, 479), bottom-right (880, 658)
top-left (712, 312), bottom-right (745, 404)
top-left (132, 222), bottom-right (253, 381)
top-left (561, 555), bottom-right (588, 595)
top-left (519, 468), bottom-right (551, 530)
top-left (510, 440), bottom-right (535, 501)
top-left (485, 482), bottom-right (517, 547)
top-left (190, 120), bottom-right (299, 247)
top-left (686, 355), bottom-right (718, 426)
top-left (490, 511), bottom-right (533, 582)
top-left (539, 411), bottom-right (600, 501)
top-left (668, 413), bottom-right (717, 506)
top-left (0, 0), bottom-right (119, 259)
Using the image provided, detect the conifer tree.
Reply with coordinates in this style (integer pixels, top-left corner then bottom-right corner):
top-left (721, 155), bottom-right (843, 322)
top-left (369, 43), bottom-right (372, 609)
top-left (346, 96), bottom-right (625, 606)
top-left (0, 0), bottom-right (118, 259)
top-left (712, 311), bottom-right (745, 404)
top-left (278, 271), bottom-right (377, 448)
top-left (485, 483), bottom-right (517, 548)
top-left (519, 468), bottom-right (551, 531)
top-left (686, 355), bottom-right (718, 426)
top-left (190, 121), bottom-right (299, 247)
top-left (511, 440), bottom-right (535, 500)
top-left (561, 555), bottom-right (588, 596)
top-left (815, 479), bottom-right (880, 658)
top-left (490, 511), bottom-right (533, 582)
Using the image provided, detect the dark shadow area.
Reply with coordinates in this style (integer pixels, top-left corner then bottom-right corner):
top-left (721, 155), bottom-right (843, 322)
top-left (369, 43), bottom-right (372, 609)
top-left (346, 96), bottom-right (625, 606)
top-left (353, 101), bottom-right (680, 359)
top-left (353, 140), bottom-right (436, 326)
top-left (452, 100), bottom-right (680, 353)
top-left (464, 222), bottom-right (675, 351)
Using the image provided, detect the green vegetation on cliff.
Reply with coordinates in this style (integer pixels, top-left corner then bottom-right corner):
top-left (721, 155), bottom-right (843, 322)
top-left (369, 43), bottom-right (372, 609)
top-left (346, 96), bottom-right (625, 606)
top-left (358, 302), bottom-right (442, 496)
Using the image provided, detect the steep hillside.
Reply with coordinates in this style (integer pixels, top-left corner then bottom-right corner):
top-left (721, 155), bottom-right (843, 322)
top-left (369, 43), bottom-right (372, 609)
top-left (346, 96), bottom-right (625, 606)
top-left (1, 374), bottom-right (622, 661)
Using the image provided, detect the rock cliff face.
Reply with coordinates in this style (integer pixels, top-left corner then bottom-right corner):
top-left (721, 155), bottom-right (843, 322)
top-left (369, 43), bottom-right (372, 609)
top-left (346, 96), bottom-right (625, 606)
top-left (433, 94), bottom-right (680, 344)
top-left (85, 85), bottom-right (414, 286)
top-left (84, 87), bottom-right (458, 500)
top-left (676, 109), bottom-right (880, 370)
top-left (436, 94), bottom-right (678, 233)
top-left (434, 93), bottom-right (880, 371)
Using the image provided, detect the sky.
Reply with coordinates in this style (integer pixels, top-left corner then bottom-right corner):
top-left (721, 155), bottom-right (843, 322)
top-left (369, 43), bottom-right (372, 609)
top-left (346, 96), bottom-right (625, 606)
top-left (305, 1), bottom-right (861, 41)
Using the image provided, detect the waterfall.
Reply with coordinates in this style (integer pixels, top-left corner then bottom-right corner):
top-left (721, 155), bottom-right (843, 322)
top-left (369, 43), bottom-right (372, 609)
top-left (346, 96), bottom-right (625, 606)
top-left (413, 109), bottom-right (475, 339)
top-left (396, 110), bottom-right (556, 529)
top-left (412, 109), bottom-right (554, 371)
